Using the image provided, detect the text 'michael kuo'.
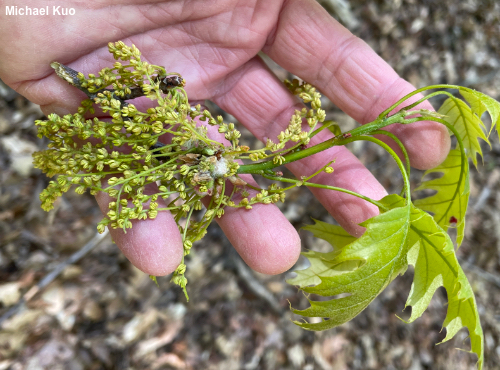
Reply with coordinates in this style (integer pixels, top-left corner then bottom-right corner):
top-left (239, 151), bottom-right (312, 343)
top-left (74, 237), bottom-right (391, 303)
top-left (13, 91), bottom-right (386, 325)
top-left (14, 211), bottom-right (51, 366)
top-left (5, 5), bottom-right (76, 16)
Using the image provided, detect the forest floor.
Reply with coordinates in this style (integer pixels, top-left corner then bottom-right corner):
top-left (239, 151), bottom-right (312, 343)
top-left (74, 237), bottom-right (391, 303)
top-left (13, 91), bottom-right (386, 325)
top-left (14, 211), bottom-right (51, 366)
top-left (1, 1), bottom-right (500, 369)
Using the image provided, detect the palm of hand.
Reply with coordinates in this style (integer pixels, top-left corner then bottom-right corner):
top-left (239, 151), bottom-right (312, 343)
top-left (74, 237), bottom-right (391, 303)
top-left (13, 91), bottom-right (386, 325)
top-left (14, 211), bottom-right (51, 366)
top-left (0, 0), bottom-right (449, 276)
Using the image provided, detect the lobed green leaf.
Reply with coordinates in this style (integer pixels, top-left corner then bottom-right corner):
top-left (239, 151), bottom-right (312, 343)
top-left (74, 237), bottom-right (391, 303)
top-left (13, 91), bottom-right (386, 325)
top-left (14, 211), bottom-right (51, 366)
top-left (438, 96), bottom-right (489, 167)
top-left (414, 149), bottom-right (469, 246)
top-left (287, 220), bottom-right (358, 287)
top-left (459, 87), bottom-right (500, 140)
top-left (290, 195), bottom-right (411, 330)
top-left (291, 195), bottom-right (484, 368)
top-left (405, 206), bottom-right (484, 370)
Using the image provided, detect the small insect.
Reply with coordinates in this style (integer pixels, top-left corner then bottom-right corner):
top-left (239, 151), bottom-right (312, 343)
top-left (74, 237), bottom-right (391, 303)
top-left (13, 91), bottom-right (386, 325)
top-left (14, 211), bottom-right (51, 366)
top-left (158, 75), bottom-right (185, 93)
top-left (215, 149), bottom-right (224, 160)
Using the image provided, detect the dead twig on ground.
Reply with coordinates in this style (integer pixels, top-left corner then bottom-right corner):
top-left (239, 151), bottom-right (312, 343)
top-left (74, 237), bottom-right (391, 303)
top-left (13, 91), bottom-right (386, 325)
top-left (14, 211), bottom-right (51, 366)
top-left (459, 257), bottom-right (500, 289)
top-left (0, 229), bottom-right (109, 327)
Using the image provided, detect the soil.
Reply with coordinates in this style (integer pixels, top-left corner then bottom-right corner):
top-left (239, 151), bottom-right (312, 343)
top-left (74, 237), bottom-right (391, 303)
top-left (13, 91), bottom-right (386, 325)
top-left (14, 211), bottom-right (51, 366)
top-left (1, 1), bottom-right (499, 369)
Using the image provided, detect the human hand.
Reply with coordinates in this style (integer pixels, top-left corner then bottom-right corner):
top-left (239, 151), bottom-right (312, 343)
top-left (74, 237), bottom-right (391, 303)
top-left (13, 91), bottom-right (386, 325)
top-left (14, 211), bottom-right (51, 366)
top-left (0, 0), bottom-right (450, 277)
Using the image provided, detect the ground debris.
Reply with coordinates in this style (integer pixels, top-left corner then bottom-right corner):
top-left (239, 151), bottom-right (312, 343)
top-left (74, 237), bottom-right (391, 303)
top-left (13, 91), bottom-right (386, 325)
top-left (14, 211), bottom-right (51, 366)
top-left (1, 2), bottom-right (500, 368)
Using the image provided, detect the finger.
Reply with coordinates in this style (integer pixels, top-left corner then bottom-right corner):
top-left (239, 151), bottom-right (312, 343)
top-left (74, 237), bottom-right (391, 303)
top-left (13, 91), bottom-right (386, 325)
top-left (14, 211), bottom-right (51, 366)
top-left (1, 1), bottom-right (208, 87)
top-left (28, 55), bottom-right (300, 276)
top-left (69, 119), bottom-right (184, 276)
top-left (263, 0), bottom-right (450, 170)
top-left (5, 1), bottom-right (268, 114)
top-left (95, 189), bottom-right (184, 276)
top-left (212, 57), bottom-right (387, 236)
top-left (201, 124), bottom-right (301, 275)
top-left (217, 199), bottom-right (302, 275)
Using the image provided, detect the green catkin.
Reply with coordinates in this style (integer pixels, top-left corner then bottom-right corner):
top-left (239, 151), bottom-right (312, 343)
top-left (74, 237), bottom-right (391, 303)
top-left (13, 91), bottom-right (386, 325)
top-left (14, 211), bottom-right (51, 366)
top-left (33, 41), bottom-right (328, 296)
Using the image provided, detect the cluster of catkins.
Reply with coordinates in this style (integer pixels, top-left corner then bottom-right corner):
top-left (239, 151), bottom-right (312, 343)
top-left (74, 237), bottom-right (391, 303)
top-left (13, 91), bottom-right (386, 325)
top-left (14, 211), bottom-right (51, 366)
top-left (33, 41), bottom-right (328, 296)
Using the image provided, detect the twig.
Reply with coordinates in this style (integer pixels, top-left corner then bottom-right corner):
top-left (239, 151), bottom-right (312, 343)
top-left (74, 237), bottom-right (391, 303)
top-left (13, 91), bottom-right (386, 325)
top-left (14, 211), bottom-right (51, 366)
top-left (50, 62), bottom-right (183, 101)
top-left (318, 0), bottom-right (360, 30)
top-left (459, 257), bottom-right (500, 289)
top-left (0, 229), bottom-right (109, 327)
top-left (50, 62), bottom-right (183, 153)
top-left (230, 251), bottom-right (283, 315)
top-left (20, 230), bottom-right (57, 257)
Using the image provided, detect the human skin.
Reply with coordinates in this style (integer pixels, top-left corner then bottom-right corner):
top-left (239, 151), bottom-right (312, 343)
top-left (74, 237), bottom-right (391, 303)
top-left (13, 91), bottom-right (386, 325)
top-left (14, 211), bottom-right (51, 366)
top-left (0, 0), bottom-right (450, 276)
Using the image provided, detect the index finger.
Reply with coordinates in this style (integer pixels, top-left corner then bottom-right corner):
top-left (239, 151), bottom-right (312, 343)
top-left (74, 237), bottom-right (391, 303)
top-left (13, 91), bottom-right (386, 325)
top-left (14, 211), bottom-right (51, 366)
top-left (263, 0), bottom-right (450, 170)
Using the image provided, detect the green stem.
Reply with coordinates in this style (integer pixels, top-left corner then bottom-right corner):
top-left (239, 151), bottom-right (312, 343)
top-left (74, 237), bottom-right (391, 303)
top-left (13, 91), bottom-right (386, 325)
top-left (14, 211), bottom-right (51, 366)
top-left (261, 134), bottom-right (411, 212)
top-left (378, 84), bottom-right (462, 118)
top-left (371, 130), bottom-right (411, 197)
top-left (396, 91), bottom-right (456, 112)
top-left (237, 113), bottom-right (405, 175)
top-left (102, 158), bottom-right (177, 191)
top-left (265, 161), bottom-right (333, 194)
top-left (237, 84), bottom-right (460, 177)
top-left (237, 136), bottom-right (336, 174)
top-left (262, 173), bottom-right (386, 209)
top-left (308, 120), bottom-right (337, 139)
top-left (345, 136), bottom-right (411, 201)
